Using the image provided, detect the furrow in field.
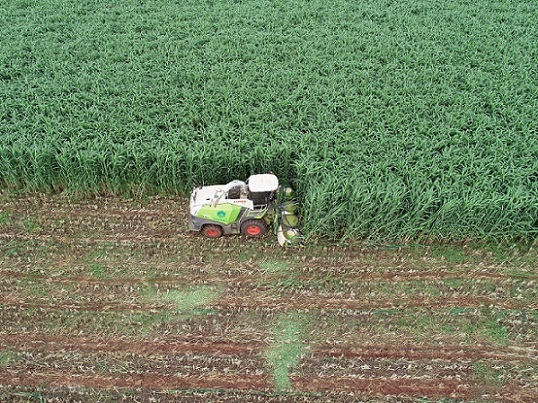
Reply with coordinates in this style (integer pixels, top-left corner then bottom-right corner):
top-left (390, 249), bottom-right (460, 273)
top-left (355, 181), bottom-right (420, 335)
top-left (0, 233), bottom-right (188, 243)
top-left (1, 333), bottom-right (535, 364)
top-left (0, 333), bottom-right (264, 356)
top-left (1, 333), bottom-right (535, 401)
top-left (292, 376), bottom-right (531, 402)
top-left (0, 293), bottom-right (536, 311)
top-left (0, 369), bottom-right (271, 391)
top-left (215, 294), bottom-right (538, 311)
top-left (1, 349), bottom-right (266, 379)
top-left (0, 387), bottom-right (345, 403)
top-left (315, 344), bottom-right (538, 363)
top-left (0, 368), bottom-right (529, 402)
top-left (0, 297), bottom-right (166, 311)
top-left (1, 269), bottom-right (534, 287)
top-left (294, 376), bottom-right (473, 399)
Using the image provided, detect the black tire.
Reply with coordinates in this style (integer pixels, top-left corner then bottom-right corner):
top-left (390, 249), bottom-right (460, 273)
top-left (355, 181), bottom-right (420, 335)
top-left (202, 224), bottom-right (223, 238)
top-left (240, 219), bottom-right (267, 238)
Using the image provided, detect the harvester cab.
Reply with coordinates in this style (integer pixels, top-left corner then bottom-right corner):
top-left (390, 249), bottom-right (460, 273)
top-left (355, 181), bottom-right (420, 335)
top-left (188, 174), bottom-right (302, 246)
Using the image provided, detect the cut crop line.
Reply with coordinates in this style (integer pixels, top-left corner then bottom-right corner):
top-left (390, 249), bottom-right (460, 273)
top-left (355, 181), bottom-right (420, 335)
top-left (0, 334), bottom-right (263, 356)
top-left (0, 297), bottom-right (167, 312)
top-left (0, 369), bottom-right (271, 391)
top-left (2, 270), bottom-right (531, 288)
top-left (291, 376), bottom-right (528, 402)
top-left (0, 271), bottom-right (262, 286)
top-left (314, 344), bottom-right (538, 364)
top-left (0, 333), bottom-right (535, 364)
top-left (0, 234), bottom-right (191, 243)
top-left (0, 368), bottom-right (525, 401)
top-left (215, 295), bottom-right (538, 311)
top-left (1, 295), bottom-right (536, 312)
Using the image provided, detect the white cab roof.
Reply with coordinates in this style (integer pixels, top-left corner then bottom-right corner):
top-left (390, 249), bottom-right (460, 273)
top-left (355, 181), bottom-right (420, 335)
top-left (191, 185), bottom-right (222, 206)
top-left (248, 174), bottom-right (279, 192)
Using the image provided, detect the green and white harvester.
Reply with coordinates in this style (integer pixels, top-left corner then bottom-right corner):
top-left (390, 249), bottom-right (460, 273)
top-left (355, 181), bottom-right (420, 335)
top-left (188, 173), bottom-right (302, 246)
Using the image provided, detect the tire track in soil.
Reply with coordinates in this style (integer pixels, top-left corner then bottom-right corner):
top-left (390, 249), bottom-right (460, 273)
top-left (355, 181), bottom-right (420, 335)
top-left (292, 376), bottom-right (530, 402)
top-left (0, 233), bottom-right (189, 243)
top-left (0, 199), bottom-right (188, 221)
top-left (0, 334), bottom-right (263, 357)
top-left (316, 344), bottom-right (538, 364)
top-left (1, 269), bottom-right (532, 286)
top-left (1, 334), bottom-right (535, 364)
top-left (214, 294), bottom-right (538, 311)
top-left (1, 294), bottom-right (536, 311)
top-left (0, 369), bottom-right (527, 401)
top-left (0, 369), bottom-right (272, 391)
top-left (0, 230), bottom-right (533, 279)
top-left (294, 376), bottom-right (471, 399)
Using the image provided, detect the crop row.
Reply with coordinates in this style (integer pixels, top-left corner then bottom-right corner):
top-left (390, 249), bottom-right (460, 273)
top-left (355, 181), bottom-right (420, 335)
top-left (1, 0), bottom-right (537, 240)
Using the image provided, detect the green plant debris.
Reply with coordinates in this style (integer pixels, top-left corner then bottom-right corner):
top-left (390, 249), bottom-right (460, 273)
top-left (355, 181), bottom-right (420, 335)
top-left (259, 260), bottom-right (288, 274)
top-left (22, 218), bottom-right (41, 234)
top-left (128, 287), bottom-right (222, 335)
top-left (85, 244), bottom-right (112, 262)
top-left (90, 264), bottom-right (106, 279)
top-left (21, 279), bottom-right (48, 297)
top-left (431, 246), bottom-right (471, 264)
top-left (480, 310), bottom-right (511, 346)
top-left (504, 269), bottom-right (537, 279)
top-left (0, 211), bottom-right (11, 225)
top-left (472, 362), bottom-right (506, 388)
top-left (0, 240), bottom-right (22, 257)
top-left (85, 244), bottom-right (112, 278)
top-left (0, 350), bottom-right (18, 368)
top-left (159, 287), bottom-right (221, 314)
top-left (11, 391), bottom-right (46, 403)
top-left (264, 312), bottom-right (309, 391)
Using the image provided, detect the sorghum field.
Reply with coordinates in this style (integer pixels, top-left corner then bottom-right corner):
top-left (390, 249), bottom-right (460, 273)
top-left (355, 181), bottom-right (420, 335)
top-left (0, 193), bottom-right (537, 402)
top-left (1, 0), bottom-right (537, 240)
top-left (1, 1), bottom-right (538, 401)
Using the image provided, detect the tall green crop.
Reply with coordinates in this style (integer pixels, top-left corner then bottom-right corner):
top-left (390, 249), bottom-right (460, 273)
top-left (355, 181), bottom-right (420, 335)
top-left (1, 0), bottom-right (537, 240)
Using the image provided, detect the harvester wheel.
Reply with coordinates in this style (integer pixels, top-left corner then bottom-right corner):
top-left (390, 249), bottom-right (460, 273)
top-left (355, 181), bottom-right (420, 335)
top-left (240, 219), bottom-right (267, 238)
top-left (202, 224), bottom-right (223, 238)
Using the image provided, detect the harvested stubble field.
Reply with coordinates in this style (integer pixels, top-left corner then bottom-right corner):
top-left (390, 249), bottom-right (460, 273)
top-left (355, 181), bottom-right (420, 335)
top-left (0, 193), bottom-right (537, 402)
